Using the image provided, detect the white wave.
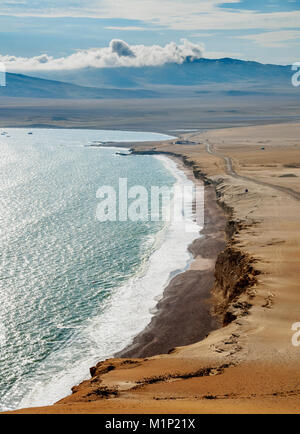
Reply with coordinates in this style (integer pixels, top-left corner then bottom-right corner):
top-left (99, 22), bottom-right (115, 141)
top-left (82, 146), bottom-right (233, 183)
top-left (18, 155), bottom-right (203, 410)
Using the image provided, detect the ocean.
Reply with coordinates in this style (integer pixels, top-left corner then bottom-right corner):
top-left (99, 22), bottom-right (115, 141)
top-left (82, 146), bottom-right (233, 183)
top-left (0, 128), bottom-right (200, 411)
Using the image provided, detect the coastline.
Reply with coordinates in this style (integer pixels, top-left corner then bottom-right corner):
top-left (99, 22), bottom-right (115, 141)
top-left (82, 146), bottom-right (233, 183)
top-left (117, 156), bottom-right (226, 358)
top-left (6, 122), bottom-right (300, 414)
top-left (3, 133), bottom-right (247, 412)
top-left (4, 136), bottom-right (223, 410)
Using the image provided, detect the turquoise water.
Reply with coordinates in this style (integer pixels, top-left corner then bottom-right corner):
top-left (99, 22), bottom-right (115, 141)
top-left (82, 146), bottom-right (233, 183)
top-left (0, 128), bottom-right (200, 411)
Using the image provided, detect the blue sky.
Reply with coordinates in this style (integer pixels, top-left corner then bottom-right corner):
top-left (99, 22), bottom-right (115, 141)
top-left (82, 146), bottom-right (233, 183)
top-left (0, 0), bottom-right (299, 69)
top-left (220, 0), bottom-right (300, 12)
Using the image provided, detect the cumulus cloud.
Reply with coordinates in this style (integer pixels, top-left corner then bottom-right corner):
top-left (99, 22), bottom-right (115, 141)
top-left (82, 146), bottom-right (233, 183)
top-left (0, 39), bottom-right (205, 72)
top-left (110, 39), bottom-right (135, 57)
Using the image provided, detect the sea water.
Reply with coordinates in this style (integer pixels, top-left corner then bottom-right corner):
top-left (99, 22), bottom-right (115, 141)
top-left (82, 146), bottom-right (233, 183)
top-left (0, 128), bottom-right (201, 411)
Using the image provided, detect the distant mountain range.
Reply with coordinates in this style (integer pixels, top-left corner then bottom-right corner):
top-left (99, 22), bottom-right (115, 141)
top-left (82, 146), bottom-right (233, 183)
top-left (0, 73), bottom-right (157, 99)
top-left (37, 58), bottom-right (291, 89)
top-left (1, 58), bottom-right (294, 99)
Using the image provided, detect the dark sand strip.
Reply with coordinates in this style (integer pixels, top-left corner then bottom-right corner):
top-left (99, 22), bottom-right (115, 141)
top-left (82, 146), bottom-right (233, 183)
top-left (118, 181), bottom-right (226, 358)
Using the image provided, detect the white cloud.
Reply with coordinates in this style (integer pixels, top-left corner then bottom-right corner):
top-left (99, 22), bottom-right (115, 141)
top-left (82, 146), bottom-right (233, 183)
top-left (190, 33), bottom-right (215, 38)
top-left (1, 39), bottom-right (205, 72)
top-left (205, 50), bottom-right (243, 59)
top-left (1, 0), bottom-right (300, 31)
top-left (105, 26), bottom-right (151, 31)
top-left (239, 30), bottom-right (300, 48)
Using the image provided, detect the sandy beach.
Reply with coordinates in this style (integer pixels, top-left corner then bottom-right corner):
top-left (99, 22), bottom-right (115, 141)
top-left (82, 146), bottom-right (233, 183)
top-left (6, 121), bottom-right (300, 414)
top-left (116, 159), bottom-right (226, 359)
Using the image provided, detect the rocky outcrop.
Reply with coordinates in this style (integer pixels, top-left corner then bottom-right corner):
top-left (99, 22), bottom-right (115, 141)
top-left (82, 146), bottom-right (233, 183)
top-left (212, 247), bottom-right (259, 325)
top-left (179, 155), bottom-right (260, 326)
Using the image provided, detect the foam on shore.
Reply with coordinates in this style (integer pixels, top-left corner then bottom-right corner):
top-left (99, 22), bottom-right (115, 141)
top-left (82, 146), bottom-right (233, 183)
top-left (18, 156), bottom-right (203, 409)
